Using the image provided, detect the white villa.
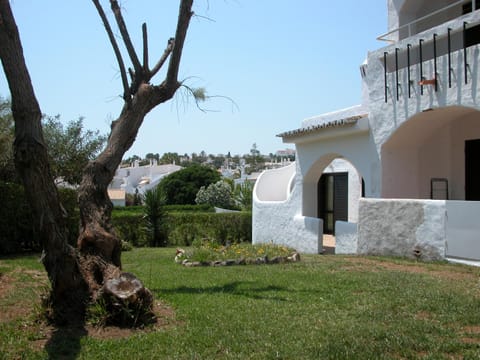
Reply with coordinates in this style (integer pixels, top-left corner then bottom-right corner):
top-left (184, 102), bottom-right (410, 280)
top-left (253, 0), bottom-right (480, 263)
top-left (109, 160), bottom-right (182, 196)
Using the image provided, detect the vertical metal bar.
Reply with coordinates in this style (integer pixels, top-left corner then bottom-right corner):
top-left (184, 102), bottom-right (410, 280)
top-left (464, 22), bottom-right (468, 84)
top-left (384, 52), bottom-right (388, 103)
top-left (448, 28), bottom-right (452, 88)
top-left (395, 48), bottom-right (400, 100)
top-left (407, 44), bottom-right (411, 98)
top-left (433, 33), bottom-right (438, 92)
top-left (419, 39), bottom-right (424, 95)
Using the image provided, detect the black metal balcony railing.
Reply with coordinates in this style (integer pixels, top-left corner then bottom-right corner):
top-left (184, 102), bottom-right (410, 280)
top-left (383, 22), bottom-right (480, 103)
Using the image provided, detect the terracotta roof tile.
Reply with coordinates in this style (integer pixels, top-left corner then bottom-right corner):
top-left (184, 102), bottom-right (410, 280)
top-left (277, 114), bottom-right (367, 139)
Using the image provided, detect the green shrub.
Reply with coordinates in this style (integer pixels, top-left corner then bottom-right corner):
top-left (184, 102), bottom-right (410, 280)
top-left (0, 183), bottom-right (80, 254)
top-left (163, 204), bottom-right (214, 213)
top-left (165, 212), bottom-right (252, 246)
top-left (111, 204), bottom-right (214, 217)
top-left (158, 164), bottom-right (221, 205)
top-left (58, 188), bottom-right (80, 247)
top-left (143, 187), bottom-right (167, 247)
top-left (111, 213), bottom-right (147, 247)
top-left (0, 181), bottom-right (34, 254)
top-left (112, 205), bottom-right (144, 214)
top-left (110, 210), bottom-right (251, 248)
top-left (121, 240), bottom-right (133, 252)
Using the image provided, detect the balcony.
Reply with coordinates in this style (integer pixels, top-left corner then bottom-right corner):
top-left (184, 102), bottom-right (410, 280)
top-left (380, 15), bottom-right (480, 103)
top-left (379, 0), bottom-right (480, 42)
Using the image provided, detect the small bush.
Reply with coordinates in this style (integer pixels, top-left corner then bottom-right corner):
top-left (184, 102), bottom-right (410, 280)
top-left (121, 240), bottom-right (133, 251)
top-left (186, 242), bottom-right (296, 263)
top-left (163, 204), bottom-right (214, 213)
top-left (165, 212), bottom-right (251, 246)
top-left (0, 183), bottom-right (80, 254)
top-left (112, 213), bottom-right (147, 247)
top-left (0, 182), bottom-right (35, 254)
top-left (143, 187), bottom-right (167, 247)
top-left (58, 188), bottom-right (80, 247)
top-left (111, 210), bottom-right (251, 248)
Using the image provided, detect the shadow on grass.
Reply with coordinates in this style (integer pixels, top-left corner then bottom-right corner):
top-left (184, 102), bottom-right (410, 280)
top-left (45, 325), bottom-right (87, 360)
top-left (153, 281), bottom-right (289, 301)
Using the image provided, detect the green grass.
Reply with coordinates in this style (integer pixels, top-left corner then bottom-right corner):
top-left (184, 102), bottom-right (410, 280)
top-left (1, 249), bottom-right (480, 359)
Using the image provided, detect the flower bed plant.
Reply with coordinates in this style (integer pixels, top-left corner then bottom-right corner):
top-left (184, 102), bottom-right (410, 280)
top-left (175, 241), bottom-right (300, 266)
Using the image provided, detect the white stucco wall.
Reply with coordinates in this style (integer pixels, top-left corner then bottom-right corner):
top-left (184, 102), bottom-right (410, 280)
top-left (253, 2), bottom-right (480, 261)
top-left (358, 198), bottom-right (447, 260)
top-left (367, 10), bottom-right (480, 153)
top-left (386, 0), bottom-right (469, 41)
top-left (295, 117), bottom-right (380, 218)
top-left (112, 163), bottom-right (181, 194)
top-left (252, 162), bottom-right (323, 253)
top-left (255, 163), bottom-right (295, 202)
top-left (335, 221), bottom-right (358, 254)
top-left (322, 159), bottom-right (362, 223)
top-left (446, 201), bottom-right (480, 260)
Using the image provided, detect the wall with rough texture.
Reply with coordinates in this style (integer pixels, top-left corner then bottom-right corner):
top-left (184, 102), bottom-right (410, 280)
top-left (253, 5), bottom-right (480, 259)
top-left (366, 10), bottom-right (480, 155)
top-left (358, 198), bottom-right (446, 260)
top-left (253, 162), bottom-right (323, 254)
top-left (335, 221), bottom-right (358, 254)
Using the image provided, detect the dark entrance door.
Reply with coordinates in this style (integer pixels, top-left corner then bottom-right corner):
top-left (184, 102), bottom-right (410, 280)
top-left (465, 139), bottom-right (480, 200)
top-left (318, 172), bottom-right (348, 234)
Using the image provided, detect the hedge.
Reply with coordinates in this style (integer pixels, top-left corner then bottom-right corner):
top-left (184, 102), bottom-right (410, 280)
top-left (112, 211), bottom-right (252, 247)
top-left (165, 212), bottom-right (252, 246)
top-left (0, 182), bottom-right (34, 254)
top-left (0, 183), bottom-right (250, 254)
top-left (0, 182), bottom-right (78, 254)
top-left (112, 204), bottom-right (214, 216)
top-left (111, 212), bottom-right (147, 247)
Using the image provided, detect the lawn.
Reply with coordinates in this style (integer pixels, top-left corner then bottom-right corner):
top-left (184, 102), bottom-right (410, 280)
top-left (1, 248), bottom-right (480, 359)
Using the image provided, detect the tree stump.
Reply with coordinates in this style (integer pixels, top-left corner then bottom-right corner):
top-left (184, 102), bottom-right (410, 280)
top-left (100, 272), bottom-right (154, 327)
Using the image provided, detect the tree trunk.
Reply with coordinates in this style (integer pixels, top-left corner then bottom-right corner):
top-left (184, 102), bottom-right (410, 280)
top-left (0, 0), bottom-right (88, 324)
top-left (76, 84), bottom-right (179, 295)
top-left (0, 0), bottom-right (193, 325)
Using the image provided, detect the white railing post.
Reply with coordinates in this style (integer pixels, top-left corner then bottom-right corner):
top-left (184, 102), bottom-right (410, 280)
top-left (377, 0), bottom-right (469, 42)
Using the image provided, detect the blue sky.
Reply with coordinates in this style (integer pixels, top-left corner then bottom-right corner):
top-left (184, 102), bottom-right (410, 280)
top-left (0, 1), bottom-right (386, 157)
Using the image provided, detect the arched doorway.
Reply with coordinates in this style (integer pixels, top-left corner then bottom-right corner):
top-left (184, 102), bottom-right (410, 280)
top-left (381, 106), bottom-right (480, 200)
top-left (303, 156), bottom-right (364, 235)
top-left (318, 172), bottom-right (348, 234)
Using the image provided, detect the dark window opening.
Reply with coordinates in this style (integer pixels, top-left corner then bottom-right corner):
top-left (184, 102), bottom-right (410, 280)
top-left (318, 173), bottom-right (348, 235)
top-left (465, 139), bottom-right (480, 200)
top-left (463, 0), bottom-right (480, 15)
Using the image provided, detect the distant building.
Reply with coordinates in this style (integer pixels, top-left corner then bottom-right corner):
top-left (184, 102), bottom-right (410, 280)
top-left (108, 189), bottom-right (126, 207)
top-left (109, 159), bottom-right (181, 197)
top-left (275, 149), bottom-right (295, 158)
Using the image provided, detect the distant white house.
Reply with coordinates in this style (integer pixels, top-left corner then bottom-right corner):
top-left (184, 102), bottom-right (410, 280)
top-left (109, 159), bottom-right (182, 197)
top-left (108, 189), bottom-right (126, 207)
top-left (253, 0), bottom-right (480, 263)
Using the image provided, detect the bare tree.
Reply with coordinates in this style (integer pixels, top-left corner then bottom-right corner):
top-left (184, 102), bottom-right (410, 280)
top-left (0, 0), bottom-right (194, 324)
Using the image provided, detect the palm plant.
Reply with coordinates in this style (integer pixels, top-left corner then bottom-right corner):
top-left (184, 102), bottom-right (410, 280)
top-left (143, 187), bottom-right (167, 247)
top-left (234, 181), bottom-right (254, 211)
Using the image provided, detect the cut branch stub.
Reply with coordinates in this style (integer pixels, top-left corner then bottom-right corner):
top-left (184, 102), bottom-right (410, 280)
top-left (101, 272), bottom-right (154, 326)
top-left (103, 272), bottom-right (148, 303)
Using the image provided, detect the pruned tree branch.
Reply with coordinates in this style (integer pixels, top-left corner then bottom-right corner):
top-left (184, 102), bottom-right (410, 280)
top-left (166, 0), bottom-right (194, 89)
top-left (110, 0), bottom-right (142, 78)
top-left (142, 23), bottom-right (149, 75)
top-left (92, 0), bottom-right (130, 102)
top-left (149, 38), bottom-right (175, 80)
